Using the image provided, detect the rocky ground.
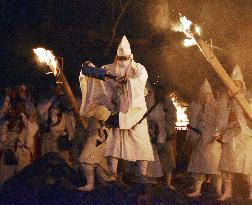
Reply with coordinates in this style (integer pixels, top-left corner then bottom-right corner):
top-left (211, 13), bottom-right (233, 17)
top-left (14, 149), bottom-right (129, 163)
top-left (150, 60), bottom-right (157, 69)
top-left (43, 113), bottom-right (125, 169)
top-left (0, 153), bottom-right (251, 205)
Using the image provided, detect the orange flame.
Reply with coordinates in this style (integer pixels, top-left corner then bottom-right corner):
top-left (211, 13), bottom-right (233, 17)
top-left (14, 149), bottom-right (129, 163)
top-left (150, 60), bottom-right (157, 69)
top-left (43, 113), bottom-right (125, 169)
top-left (170, 93), bottom-right (189, 130)
top-left (33, 48), bottom-right (58, 75)
top-left (178, 15), bottom-right (201, 47)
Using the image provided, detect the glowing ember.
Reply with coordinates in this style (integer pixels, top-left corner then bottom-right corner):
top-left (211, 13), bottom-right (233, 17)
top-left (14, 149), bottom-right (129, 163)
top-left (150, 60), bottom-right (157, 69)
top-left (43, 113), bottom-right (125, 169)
top-left (195, 26), bottom-right (201, 35)
top-left (170, 93), bottom-right (189, 130)
top-left (33, 48), bottom-right (58, 75)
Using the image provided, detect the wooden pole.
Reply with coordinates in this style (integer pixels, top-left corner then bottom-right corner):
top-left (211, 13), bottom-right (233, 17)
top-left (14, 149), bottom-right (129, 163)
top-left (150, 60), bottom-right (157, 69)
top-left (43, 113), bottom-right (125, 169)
top-left (194, 36), bottom-right (252, 121)
top-left (57, 65), bottom-right (88, 129)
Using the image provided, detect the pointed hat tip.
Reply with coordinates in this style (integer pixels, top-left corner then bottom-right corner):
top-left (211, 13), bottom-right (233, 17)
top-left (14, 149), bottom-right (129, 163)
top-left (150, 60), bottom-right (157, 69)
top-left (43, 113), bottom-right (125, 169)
top-left (199, 78), bottom-right (212, 94)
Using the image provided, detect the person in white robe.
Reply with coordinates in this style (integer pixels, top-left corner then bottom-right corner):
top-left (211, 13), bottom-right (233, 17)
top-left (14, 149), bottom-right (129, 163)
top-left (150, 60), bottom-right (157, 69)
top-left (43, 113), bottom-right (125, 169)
top-left (77, 106), bottom-right (111, 191)
top-left (79, 36), bottom-right (154, 182)
top-left (41, 93), bottom-right (76, 165)
top-left (103, 36), bottom-right (154, 181)
top-left (0, 111), bottom-right (36, 182)
top-left (217, 65), bottom-right (252, 201)
top-left (186, 79), bottom-right (222, 198)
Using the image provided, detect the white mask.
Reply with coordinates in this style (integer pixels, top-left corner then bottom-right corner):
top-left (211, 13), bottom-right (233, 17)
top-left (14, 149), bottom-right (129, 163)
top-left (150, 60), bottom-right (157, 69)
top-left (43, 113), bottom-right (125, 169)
top-left (118, 59), bottom-right (130, 68)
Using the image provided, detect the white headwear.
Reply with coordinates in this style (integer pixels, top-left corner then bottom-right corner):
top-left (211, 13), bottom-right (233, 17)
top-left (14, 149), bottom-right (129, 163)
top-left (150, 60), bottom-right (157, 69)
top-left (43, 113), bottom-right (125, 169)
top-left (117, 35), bottom-right (131, 56)
top-left (199, 79), bottom-right (213, 94)
top-left (231, 65), bottom-right (244, 82)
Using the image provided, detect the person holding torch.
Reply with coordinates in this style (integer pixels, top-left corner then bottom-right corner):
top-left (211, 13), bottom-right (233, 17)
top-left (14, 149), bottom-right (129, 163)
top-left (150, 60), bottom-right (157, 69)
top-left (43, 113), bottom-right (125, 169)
top-left (217, 65), bottom-right (252, 201)
top-left (79, 36), bottom-right (154, 183)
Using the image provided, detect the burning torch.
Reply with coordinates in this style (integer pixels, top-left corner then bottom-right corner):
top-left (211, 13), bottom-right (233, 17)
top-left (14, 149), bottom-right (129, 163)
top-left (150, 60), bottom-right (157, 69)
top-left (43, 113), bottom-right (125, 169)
top-left (33, 48), bottom-right (88, 128)
top-left (177, 15), bottom-right (252, 121)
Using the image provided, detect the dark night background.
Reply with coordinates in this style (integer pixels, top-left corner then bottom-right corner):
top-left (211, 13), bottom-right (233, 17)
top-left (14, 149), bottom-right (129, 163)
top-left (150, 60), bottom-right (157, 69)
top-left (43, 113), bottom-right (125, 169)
top-left (1, 0), bottom-right (251, 102)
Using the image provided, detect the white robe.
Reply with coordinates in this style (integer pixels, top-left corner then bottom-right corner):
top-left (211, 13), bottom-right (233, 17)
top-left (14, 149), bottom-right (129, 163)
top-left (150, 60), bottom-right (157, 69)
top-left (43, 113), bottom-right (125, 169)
top-left (187, 101), bottom-right (221, 175)
top-left (0, 119), bottom-right (34, 182)
top-left (104, 62), bottom-right (153, 161)
top-left (79, 117), bottom-right (108, 166)
top-left (219, 99), bottom-right (252, 174)
top-left (79, 61), bottom-right (154, 161)
top-left (42, 106), bottom-right (76, 164)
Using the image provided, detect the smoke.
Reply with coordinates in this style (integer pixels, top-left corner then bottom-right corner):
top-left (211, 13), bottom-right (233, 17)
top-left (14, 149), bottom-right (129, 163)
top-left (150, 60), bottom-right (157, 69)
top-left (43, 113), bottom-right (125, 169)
top-left (145, 0), bottom-right (170, 32)
top-left (143, 0), bottom-right (252, 102)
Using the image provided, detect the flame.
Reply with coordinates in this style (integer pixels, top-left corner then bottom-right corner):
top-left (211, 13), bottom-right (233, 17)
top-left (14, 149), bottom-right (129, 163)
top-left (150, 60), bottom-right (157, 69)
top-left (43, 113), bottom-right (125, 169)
top-left (175, 15), bottom-right (201, 47)
top-left (170, 93), bottom-right (189, 130)
top-left (183, 38), bottom-right (197, 47)
top-left (33, 48), bottom-right (58, 75)
top-left (195, 26), bottom-right (201, 35)
top-left (179, 15), bottom-right (193, 33)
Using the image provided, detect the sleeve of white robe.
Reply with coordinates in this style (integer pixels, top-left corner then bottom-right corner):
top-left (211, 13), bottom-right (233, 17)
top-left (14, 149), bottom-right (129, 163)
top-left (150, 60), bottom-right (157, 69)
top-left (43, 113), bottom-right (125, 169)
top-left (119, 63), bottom-right (148, 129)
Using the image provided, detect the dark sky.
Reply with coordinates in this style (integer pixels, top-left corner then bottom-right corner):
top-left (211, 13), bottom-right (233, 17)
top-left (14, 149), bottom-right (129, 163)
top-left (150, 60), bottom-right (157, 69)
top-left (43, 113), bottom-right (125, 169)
top-left (1, 0), bottom-right (251, 102)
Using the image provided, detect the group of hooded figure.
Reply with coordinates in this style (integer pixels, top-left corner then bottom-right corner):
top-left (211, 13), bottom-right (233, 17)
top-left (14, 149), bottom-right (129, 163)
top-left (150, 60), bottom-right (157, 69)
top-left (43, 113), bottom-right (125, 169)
top-left (0, 83), bottom-right (77, 183)
top-left (186, 65), bottom-right (252, 201)
top-left (0, 35), bottom-right (251, 203)
top-left (0, 84), bottom-right (39, 182)
top-left (77, 35), bottom-right (252, 202)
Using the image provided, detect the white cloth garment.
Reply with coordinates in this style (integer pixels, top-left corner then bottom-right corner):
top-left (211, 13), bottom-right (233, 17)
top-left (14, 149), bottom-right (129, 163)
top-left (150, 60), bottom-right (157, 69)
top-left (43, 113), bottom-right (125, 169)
top-left (79, 60), bottom-right (154, 161)
top-left (79, 117), bottom-right (108, 165)
top-left (218, 99), bottom-right (252, 174)
top-left (103, 62), bottom-right (154, 161)
top-left (187, 100), bottom-right (221, 175)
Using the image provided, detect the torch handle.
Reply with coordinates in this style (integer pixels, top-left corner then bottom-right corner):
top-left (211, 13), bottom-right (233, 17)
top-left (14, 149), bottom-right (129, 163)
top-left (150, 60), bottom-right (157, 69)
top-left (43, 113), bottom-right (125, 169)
top-left (195, 37), bottom-right (252, 121)
top-left (57, 69), bottom-right (88, 129)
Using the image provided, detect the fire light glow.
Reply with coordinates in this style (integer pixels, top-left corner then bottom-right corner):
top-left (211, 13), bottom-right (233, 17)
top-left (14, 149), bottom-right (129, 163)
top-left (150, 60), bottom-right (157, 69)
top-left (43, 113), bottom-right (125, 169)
top-left (176, 15), bottom-right (201, 47)
top-left (170, 93), bottom-right (189, 130)
top-left (33, 48), bottom-right (58, 75)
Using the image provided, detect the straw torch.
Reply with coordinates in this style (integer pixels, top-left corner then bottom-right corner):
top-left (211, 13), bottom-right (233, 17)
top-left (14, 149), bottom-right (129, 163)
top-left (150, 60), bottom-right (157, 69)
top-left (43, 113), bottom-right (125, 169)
top-left (33, 48), bottom-right (87, 128)
top-left (177, 15), bottom-right (252, 121)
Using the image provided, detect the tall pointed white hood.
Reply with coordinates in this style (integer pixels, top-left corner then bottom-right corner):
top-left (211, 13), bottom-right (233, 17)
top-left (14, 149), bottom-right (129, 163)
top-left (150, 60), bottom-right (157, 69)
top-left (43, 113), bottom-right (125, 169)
top-left (199, 79), bottom-right (213, 94)
top-left (117, 35), bottom-right (132, 56)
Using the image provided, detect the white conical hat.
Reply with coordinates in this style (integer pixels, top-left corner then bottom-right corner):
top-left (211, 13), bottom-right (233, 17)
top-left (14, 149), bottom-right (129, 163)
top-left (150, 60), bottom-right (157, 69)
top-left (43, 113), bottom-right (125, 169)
top-left (117, 35), bottom-right (131, 56)
top-left (231, 65), bottom-right (244, 82)
top-left (199, 79), bottom-right (213, 94)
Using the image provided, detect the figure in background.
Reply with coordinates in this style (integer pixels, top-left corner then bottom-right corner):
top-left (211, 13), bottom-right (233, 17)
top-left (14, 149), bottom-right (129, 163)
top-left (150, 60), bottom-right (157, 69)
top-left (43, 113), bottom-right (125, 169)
top-left (217, 65), bottom-right (252, 201)
top-left (0, 87), bottom-right (12, 119)
top-left (0, 108), bottom-right (34, 182)
top-left (16, 84), bottom-right (39, 160)
top-left (161, 90), bottom-right (177, 190)
top-left (41, 90), bottom-right (76, 165)
top-left (186, 79), bottom-right (222, 198)
top-left (144, 84), bottom-right (163, 183)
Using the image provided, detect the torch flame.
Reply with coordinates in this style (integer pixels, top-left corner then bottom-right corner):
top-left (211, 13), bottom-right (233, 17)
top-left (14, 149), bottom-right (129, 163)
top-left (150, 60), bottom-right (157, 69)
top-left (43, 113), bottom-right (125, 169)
top-left (183, 38), bottom-right (197, 47)
top-left (177, 15), bottom-right (201, 47)
top-left (170, 93), bottom-right (189, 130)
top-left (33, 48), bottom-right (58, 75)
top-left (179, 15), bottom-right (193, 33)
